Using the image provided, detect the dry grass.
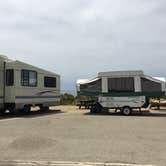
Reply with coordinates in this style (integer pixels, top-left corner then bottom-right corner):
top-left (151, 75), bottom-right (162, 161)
top-left (31, 105), bottom-right (83, 112)
top-left (50, 105), bottom-right (82, 112)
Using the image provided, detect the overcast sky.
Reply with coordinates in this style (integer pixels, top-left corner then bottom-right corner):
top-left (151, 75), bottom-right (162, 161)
top-left (0, 0), bottom-right (166, 93)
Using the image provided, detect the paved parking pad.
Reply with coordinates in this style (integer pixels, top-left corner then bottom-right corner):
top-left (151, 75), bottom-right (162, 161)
top-left (0, 107), bottom-right (166, 165)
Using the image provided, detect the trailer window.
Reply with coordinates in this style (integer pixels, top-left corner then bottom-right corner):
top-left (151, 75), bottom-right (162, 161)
top-left (141, 78), bottom-right (161, 92)
top-left (44, 77), bottom-right (56, 87)
top-left (6, 69), bottom-right (14, 86)
top-left (21, 70), bottom-right (37, 87)
top-left (108, 77), bottom-right (134, 92)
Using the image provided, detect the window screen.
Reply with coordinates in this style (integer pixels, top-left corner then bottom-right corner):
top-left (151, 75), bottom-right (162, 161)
top-left (21, 70), bottom-right (37, 87)
top-left (108, 77), bottom-right (134, 92)
top-left (141, 78), bottom-right (161, 92)
top-left (6, 69), bottom-right (14, 86)
top-left (80, 79), bottom-right (102, 92)
top-left (44, 77), bottom-right (56, 87)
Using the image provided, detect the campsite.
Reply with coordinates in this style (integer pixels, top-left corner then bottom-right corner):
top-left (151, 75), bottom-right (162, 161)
top-left (0, 55), bottom-right (166, 166)
top-left (1, 0), bottom-right (166, 165)
top-left (0, 105), bottom-right (166, 165)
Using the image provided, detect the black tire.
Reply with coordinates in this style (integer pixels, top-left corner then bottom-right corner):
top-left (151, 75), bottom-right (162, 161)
top-left (90, 106), bottom-right (96, 114)
top-left (90, 103), bottom-right (102, 114)
top-left (22, 105), bottom-right (31, 114)
top-left (9, 108), bottom-right (19, 115)
top-left (121, 106), bottom-right (132, 116)
top-left (6, 104), bottom-right (18, 115)
top-left (0, 109), bottom-right (5, 115)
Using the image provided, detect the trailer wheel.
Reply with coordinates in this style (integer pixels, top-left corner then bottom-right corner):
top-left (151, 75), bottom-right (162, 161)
top-left (90, 103), bottom-right (102, 114)
top-left (90, 106), bottom-right (96, 114)
top-left (9, 108), bottom-right (19, 115)
top-left (121, 106), bottom-right (132, 116)
top-left (0, 109), bottom-right (5, 115)
top-left (7, 104), bottom-right (19, 115)
top-left (23, 105), bottom-right (31, 114)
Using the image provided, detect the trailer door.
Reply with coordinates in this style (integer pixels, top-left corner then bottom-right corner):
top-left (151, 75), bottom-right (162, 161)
top-left (0, 62), bottom-right (5, 109)
top-left (5, 69), bottom-right (15, 103)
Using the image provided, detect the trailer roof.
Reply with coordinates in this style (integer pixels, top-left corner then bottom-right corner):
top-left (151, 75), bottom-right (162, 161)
top-left (98, 70), bottom-right (144, 77)
top-left (0, 55), bottom-right (60, 76)
top-left (15, 60), bottom-right (60, 76)
top-left (153, 77), bottom-right (166, 82)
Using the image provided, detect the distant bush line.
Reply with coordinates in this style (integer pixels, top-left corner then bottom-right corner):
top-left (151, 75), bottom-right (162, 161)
top-left (60, 93), bottom-right (94, 105)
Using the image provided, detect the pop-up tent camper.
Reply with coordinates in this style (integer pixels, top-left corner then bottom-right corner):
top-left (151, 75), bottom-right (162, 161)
top-left (0, 55), bottom-right (60, 114)
top-left (77, 70), bottom-right (166, 115)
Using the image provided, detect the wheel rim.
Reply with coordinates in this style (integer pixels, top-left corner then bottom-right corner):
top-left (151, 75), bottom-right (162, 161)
top-left (123, 108), bottom-right (130, 115)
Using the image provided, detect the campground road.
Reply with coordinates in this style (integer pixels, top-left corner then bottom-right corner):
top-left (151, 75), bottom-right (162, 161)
top-left (0, 106), bottom-right (166, 165)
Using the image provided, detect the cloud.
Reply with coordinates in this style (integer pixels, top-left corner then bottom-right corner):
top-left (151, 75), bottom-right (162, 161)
top-left (0, 0), bottom-right (166, 93)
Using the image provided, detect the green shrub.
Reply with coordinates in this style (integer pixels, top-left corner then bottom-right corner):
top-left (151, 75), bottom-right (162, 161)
top-left (60, 93), bottom-right (97, 105)
top-left (60, 93), bottom-right (75, 105)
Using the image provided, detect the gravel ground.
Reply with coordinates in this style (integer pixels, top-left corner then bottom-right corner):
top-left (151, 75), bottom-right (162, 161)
top-left (0, 106), bottom-right (166, 165)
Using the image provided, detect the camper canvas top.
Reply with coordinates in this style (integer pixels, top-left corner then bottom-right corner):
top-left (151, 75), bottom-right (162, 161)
top-left (97, 70), bottom-right (165, 85)
top-left (154, 77), bottom-right (166, 82)
top-left (98, 70), bottom-right (165, 85)
top-left (77, 70), bottom-right (166, 86)
top-left (77, 71), bottom-right (145, 86)
top-left (76, 78), bottom-right (99, 85)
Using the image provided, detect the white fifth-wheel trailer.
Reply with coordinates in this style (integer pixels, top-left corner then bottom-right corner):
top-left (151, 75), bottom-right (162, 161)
top-left (0, 55), bottom-right (60, 114)
top-left (77, 70), bottom-right (166, 115)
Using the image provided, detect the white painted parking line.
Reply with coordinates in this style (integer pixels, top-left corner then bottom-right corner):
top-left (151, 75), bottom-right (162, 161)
top-left (0, 160), bottom-right (156, 166)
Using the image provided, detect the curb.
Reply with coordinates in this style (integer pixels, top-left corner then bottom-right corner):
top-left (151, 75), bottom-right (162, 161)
top-left (0, 160), bottom-right (156, 166)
